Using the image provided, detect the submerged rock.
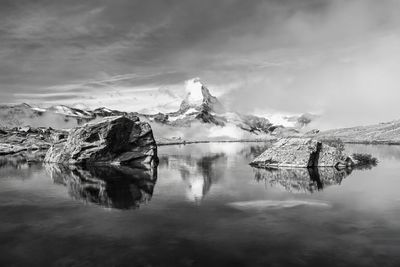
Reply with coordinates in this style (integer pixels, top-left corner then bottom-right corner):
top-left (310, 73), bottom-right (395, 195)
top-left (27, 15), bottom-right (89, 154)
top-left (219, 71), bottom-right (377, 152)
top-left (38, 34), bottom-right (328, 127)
top-left (250, 138), bottom-right (352, 168)
top-left (44, 116), bottom-right (158, 167)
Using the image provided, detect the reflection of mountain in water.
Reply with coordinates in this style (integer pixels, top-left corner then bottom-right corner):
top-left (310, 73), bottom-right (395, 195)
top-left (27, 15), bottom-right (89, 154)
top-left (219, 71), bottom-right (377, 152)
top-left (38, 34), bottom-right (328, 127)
top-left (159, 153), bottom-right (226, 202)
top-left (46, 164), bottom-right (157, 209)
top-left (237, 143), bottom-right (272, 161)
top-left (254, 167), bottom-right (352, 194)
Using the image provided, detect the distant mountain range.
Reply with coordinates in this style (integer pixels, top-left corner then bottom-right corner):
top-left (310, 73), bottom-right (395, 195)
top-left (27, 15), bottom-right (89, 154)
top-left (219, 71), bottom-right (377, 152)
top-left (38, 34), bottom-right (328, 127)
top-left (1, 77), bottom-right (399, 144)
top-left (0, 103), bottom-right (127, 129)
top-left (146, 78), bottom-right (282, 135)
top-left (0, 78), bottom-right (320, 140)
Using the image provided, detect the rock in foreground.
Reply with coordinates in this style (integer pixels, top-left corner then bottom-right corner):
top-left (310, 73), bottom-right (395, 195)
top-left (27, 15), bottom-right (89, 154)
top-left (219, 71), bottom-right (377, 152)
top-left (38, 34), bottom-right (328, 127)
top-left (44, 116), bottom-right (158, 167)
top-left (250, 138), bottom-right (352, 168)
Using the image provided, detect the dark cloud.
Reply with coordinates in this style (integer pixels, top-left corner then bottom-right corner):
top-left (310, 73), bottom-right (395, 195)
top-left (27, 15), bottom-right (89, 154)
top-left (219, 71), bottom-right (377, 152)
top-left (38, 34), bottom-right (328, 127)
top-left (1, 0), bottom-right (400, 127)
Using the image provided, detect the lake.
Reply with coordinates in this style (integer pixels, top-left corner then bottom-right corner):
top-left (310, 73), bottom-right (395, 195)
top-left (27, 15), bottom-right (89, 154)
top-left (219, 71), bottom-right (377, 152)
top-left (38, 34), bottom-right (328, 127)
top-left (1, 142), bottom-right (400, 266)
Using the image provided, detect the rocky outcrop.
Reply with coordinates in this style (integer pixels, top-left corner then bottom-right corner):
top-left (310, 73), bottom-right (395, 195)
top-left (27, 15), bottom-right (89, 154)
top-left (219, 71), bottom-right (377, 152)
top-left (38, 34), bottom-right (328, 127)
top-left (46, 164), bottom-right (157, 209)
top-left (44, 116), bottom-right (158, 167)
top-left (153, 112), bottom-right (169, 123)
top-left (93, 107), bottom-right (128, 117)
top-left (237, 114), bottom-right (272, 134)
top-left (250, 138), bottom-right (352, 168)
top-left (0, 126), bottom-right (68, 158)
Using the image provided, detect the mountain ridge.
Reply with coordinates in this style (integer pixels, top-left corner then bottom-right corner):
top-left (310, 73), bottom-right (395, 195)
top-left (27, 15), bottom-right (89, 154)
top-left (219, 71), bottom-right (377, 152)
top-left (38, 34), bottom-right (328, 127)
top-left (0, 78), bottom-right (284, 138)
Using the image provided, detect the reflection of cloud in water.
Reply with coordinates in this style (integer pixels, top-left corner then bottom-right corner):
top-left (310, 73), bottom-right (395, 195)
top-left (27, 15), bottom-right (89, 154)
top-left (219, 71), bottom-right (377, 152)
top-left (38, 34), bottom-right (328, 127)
top-left (159, 153), bottom-right (226, 202)
top-left (45, 164), bottom-right (157, 210)
top-left (228, 199), bottom-right (331, 211)
top-left (254, 167), bottom-right (352, 194)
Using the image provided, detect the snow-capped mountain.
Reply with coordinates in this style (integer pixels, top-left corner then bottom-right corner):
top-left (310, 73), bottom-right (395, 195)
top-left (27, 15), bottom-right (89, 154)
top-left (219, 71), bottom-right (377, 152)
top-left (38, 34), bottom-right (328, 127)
top-left (0, 78), bottom-right (297, 140)
top-left (178, 78), bottom-right (224, 114)
top-left (0, 103), bottom-right (127, 128)
top-left (145, 78), bottom-right (277, 135)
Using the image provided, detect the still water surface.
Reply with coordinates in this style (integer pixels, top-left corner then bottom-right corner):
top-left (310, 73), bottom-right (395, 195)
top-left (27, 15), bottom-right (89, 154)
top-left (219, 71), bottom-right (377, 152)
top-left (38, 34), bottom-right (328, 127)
top-left (1, 143), bottom-right (400, 266)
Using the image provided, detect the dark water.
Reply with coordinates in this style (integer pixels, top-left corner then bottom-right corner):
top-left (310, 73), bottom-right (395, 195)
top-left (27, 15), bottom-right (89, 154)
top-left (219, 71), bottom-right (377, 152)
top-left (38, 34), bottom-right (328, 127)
top-left (1, 143), bottom-right (400, 267)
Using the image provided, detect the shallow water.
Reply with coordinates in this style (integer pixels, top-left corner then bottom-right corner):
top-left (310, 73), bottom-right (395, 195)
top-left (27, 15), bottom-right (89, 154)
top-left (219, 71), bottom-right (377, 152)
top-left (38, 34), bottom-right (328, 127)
top-left (1, 143), bottom-right (400, 266)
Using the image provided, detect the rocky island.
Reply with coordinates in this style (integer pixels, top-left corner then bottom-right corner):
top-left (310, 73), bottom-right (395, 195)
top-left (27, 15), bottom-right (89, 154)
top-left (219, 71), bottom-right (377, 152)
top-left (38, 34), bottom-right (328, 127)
top-left (44, 116), bottom-right (158, 167)
top-left (250, 138), bottom-right (353, 168)
top-left (0, 114), bottom-right (158, 168)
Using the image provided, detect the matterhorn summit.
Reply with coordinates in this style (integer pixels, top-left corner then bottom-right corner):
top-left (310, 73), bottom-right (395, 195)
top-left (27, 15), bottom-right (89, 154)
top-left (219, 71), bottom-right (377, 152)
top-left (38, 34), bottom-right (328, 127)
top-left (152, 77), bottom-right (275, 135)
top-left (179, 78), bottom-right (224, 114)
top-left (183, 78), bottom-right (204, 107)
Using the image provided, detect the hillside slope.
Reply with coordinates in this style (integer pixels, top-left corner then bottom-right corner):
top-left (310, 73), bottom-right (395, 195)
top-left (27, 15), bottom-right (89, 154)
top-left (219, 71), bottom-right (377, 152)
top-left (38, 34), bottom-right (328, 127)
top-left (312, 120), bottom-right (400, 144)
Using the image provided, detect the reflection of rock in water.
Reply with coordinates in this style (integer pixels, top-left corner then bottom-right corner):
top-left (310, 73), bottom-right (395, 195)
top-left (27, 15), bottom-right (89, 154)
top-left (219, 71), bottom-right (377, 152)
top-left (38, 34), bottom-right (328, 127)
top-left (238, 143), bottom-right (273, 160)
top-left (46, 164), bottom-right (157, 209)
top-left (254, 167), bottom-right (352, 194)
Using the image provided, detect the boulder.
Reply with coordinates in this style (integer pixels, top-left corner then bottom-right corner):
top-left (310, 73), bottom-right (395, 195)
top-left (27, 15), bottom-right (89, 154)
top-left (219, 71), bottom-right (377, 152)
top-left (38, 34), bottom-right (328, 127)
top-left (305, 129), bottom-right (320, 135)
top-left (250, 138), bottom-right (352, 168)
top-left (44, 116), bottom-right (158, 167)
top-left (270, 127), bottom-right (300, 137)
top-left (238, 114), bottom-right (272, 134)
top-left (153, 112), bottom-right (169, 123)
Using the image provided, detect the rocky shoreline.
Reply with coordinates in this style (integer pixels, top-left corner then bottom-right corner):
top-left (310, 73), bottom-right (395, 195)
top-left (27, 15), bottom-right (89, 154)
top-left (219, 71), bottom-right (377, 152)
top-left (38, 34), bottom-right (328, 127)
top-left (0, 116), bottom-right (159, 167)
top-left (0, 126), bottom-right (68, 160)
top-left (1, 128), bottom-right (397, 162)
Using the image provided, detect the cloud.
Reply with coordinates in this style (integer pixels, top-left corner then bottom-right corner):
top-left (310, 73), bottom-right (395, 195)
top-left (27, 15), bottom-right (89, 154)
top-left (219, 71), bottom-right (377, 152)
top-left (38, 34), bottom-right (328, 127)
top-left (1, 0), bottom-right (400, 128)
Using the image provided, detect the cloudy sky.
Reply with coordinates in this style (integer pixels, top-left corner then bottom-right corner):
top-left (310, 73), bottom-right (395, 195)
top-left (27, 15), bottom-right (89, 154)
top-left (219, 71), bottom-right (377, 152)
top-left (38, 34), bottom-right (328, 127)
top-left (1, 0), bottom-right (400, 128)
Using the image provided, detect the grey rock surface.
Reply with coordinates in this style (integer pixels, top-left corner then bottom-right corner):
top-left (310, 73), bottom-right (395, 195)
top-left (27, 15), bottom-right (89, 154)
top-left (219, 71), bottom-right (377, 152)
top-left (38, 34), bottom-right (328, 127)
top-left (250, 138), bottom-right (351, 168)
top-left (44, 116), bottom-right (158, 167)
top-left (0, 126), bottom-right (67, 157)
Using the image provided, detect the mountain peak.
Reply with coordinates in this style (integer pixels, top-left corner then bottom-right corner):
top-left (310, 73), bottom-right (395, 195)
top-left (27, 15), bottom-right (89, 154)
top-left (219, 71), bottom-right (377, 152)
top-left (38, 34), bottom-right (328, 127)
top-left (179, 78), bottom-right (224, 113)
top-left (184, 77), bottom-right (204, 107)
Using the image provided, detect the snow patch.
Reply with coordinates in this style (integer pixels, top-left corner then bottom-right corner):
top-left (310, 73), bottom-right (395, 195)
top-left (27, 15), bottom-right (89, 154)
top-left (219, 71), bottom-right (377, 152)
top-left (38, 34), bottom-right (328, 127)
top-left (184, 78), bottom-right (204, 106)
top-left (168, 108), bottom-right (198, 122)
top-left (31, 107), bottom-right (46, 112)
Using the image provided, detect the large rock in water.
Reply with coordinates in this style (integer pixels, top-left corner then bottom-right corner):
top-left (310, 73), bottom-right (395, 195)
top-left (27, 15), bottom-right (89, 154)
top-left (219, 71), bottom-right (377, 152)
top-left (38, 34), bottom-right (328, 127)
top-left (250, 138), bottom-right (352, 168)
top-left (44, 116), bottom-right (158, 167)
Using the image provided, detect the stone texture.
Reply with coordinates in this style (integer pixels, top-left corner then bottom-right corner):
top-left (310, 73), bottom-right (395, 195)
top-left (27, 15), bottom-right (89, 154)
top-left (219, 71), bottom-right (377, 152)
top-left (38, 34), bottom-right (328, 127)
top-left (44, 116), bottom-right (158, 167)
top-left (0, 126), bottom-right (67, 157)
top-left (250, 138), bottom-right (351, 168)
